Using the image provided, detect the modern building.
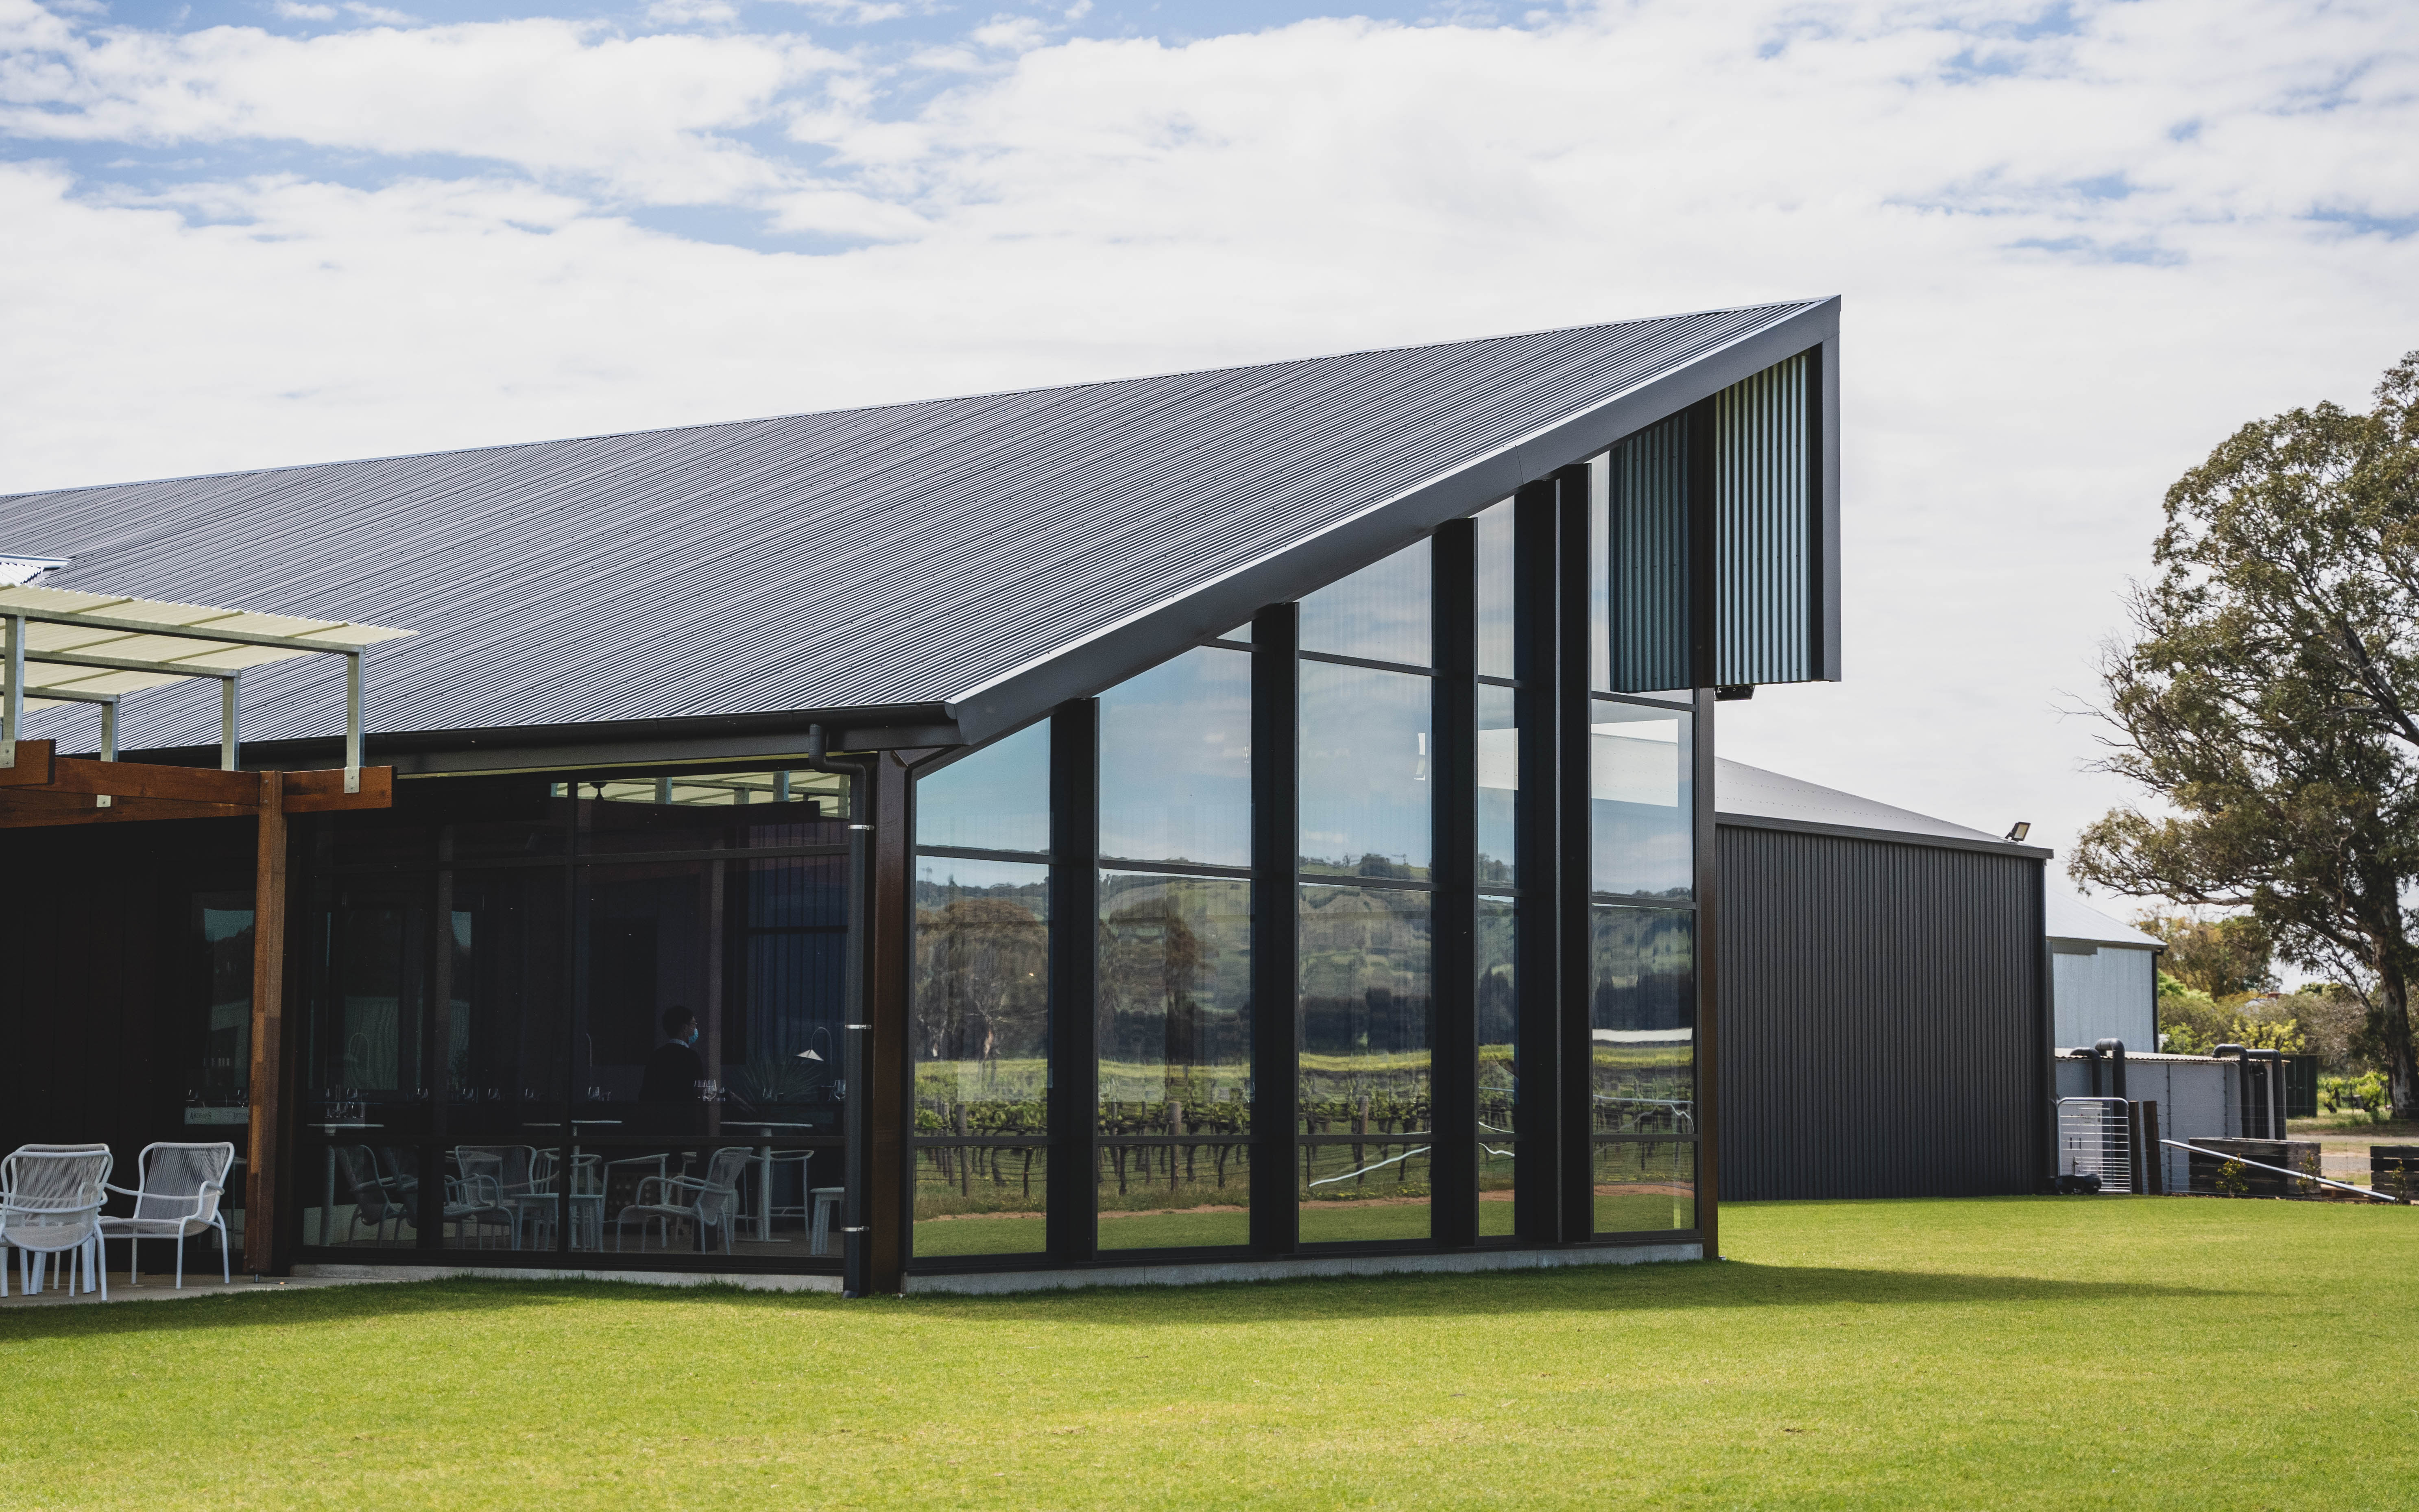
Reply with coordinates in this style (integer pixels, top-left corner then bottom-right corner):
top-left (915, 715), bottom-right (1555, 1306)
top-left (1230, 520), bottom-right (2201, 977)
top-left (0, 299), bottom-right (1840, 1293)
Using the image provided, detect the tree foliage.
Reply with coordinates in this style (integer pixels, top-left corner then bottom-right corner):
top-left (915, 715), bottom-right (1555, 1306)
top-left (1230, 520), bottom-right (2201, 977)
top-left (2133, 913), bottom-right (2276, 997)
top-left (2072, 350), bottom-right (2419, 1116)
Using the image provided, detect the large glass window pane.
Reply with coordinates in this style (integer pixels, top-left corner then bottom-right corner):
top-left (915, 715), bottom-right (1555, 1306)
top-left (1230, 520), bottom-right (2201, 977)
top-left (1098, 646), bottom-right (1251, 868)
top-left (308, 875), bottom-right (430, 1137)
top-left (1299, 661), bottom-right (1431, 880)
top-left (1477, 895), bottom-right (1517, 1237)
top-left (185, 894), bottom-right (254, 1126)
top-left (1298, 884), bottom-right (1431, 1244)
top-left (1591, 701), bottom-right (1692, 899)
top-left (441, 775), bottom-right (571, 861)
top-left (1475, 500), bottom-right (1515, 681)
top-left (1589, 905), bottom-right (1695, 1135)
top-left (1477, 683), bottom-right (1518, 888)
top-left (917, 722), bottom-right (1051, 856)
top-left (912, 858), bottom-right (1050, 1257)
top-left (1593, 1140), bottom-right (1695, 1234)
top-left (1097, 872), bottom-right (1252, 1250)
top-left (1300, 538), bottom-right (1431, 667)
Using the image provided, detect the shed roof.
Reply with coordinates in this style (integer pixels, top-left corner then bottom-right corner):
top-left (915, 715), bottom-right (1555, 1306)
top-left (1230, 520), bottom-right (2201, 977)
top-left (2044, 889), bottom-right (2162, 950)
top-left (4, 299), bottom-right (1834, 759)
top-left (1714, 757), bottom-right (2020, 850)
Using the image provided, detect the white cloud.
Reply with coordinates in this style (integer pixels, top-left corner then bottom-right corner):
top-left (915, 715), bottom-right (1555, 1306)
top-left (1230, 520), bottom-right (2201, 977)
top-left (0, 0), bottom-right (2415, 868)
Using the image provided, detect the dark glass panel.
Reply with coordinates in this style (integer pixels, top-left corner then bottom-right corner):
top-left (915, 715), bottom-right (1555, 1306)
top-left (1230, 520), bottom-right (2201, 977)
top-left (573, 862), bottom-right (713, 1140)
top-left (1589, 906), bottom-right (1695, 1135)
top-left (1475, 499), bottom-right (1515, 681)
top-left (1097, 872), bottom-right (1252, 1251)
top-left (1298, 660), bottom-right (1430, 879)
top-left (1477, 895), bottom-right (1516, 1237)
top-left (579, 769), bottom-right (848, 856)
top-left (441, 1143), bottom-right (569, 1252)
top-left (308, 873), bottom-right (430, 1135)
top-left (1590, 700), bottom-right (1693, 899)
top-left (916, 723), bottom-right (1050, 857)
top-left (722, 856), bottom-right (851, 1130)
top-left (912, 858), bottom-right (1049, 1256)
top-left (184, 893), bottom-right (253, 1124)
top-left (1592, 1141), bottom-right (1695, 1234)
top-left (305, 1139), bottom-right (423, 1249)
top-left (432, 775), bottom-right (571, 861)
top-left (445, 867), bottom-right (568, 1139)
top-left (1098, 646), bottom-right (1251, 868)
top-left (1299, 537), bottom-right (1431, 667)
top-left (1298, 884), bottom-right (1431, 1244)
top-left (1477, 683), bottom-right (1517, 887)
top-left (325, 813), bottom-right (434, 870)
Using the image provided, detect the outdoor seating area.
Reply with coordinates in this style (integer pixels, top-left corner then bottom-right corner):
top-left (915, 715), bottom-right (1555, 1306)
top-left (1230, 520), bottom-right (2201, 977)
top-left (314, 1142), bottom-right (844, 1259)
top-left (0, 1141), bottom-right (235, 1299)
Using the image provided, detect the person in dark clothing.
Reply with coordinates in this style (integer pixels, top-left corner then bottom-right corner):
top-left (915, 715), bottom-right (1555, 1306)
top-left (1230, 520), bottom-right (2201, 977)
top-left (637, 1005), bottom-right (709, 1135)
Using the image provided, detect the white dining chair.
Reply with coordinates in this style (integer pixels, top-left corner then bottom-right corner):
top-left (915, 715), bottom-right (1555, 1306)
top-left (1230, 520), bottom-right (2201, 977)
top-left (99, 1142), bottom-right (235, 1289)
top-left (2, 1145), bottom-right (113, 1300)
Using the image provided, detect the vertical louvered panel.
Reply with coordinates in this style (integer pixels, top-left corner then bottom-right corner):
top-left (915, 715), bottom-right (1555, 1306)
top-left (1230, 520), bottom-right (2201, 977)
top-left (1716, 823), bottom-right (2045, 1200)
top-left (1605, 416), bottom-right (1691, 693)
top-left (1713, 353), bottom-right (1811, 686)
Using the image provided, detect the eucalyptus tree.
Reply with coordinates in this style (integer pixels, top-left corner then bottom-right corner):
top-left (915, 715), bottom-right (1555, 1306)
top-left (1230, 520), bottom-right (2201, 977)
top-left (2072, 351), bottom-right (2419, 1117)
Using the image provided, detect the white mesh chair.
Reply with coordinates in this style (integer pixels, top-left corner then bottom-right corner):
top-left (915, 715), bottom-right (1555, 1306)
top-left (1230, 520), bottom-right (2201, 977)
top-left (99, 1142), bottom-right (235, 1289)
top-left (613, 1147), bottom-right (750, 1254)
top-left (332, 1144), bottom-right (415, 1244)
top-left (1, 1145), bottom-right (113, 1300)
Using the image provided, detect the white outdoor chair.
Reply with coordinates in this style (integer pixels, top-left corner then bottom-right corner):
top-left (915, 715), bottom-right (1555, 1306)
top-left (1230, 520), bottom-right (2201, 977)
top-left (612, 1147), bottom-right (750, 1254)
top-left (99, 1142), bottom-right (234, 1289)
top-left (1, 1145), bottom-right (113, 1300)
top-left (332, 1144), bottom-right (415, 1244)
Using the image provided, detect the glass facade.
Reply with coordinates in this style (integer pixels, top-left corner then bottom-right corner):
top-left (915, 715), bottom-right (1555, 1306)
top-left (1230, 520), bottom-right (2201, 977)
top-left (299, 770), bottom-right (851, 1259)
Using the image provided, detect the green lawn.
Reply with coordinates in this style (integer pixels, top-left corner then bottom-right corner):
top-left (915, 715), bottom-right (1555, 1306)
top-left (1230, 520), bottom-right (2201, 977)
top-left (7, 1196), bottom-right (2415, 1509)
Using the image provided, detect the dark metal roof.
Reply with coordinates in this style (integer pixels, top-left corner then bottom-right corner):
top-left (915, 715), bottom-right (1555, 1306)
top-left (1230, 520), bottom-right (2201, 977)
top-left (5, 298), bottom-right (1836, 759)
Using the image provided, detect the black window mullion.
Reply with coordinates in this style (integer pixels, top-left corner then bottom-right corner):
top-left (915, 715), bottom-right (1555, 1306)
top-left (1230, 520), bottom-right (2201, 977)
top-left (1431, 518), bottom-right (1478, 1248)
top-left (1553, 463), bottom-right (1597, 1243)
top-left (1251, 601), bottom-right (1300, 1256)
top-left (1511, 477), bottom-right (1563, 1247)
top-left (1048, 700), bottom-right (1099, 1263)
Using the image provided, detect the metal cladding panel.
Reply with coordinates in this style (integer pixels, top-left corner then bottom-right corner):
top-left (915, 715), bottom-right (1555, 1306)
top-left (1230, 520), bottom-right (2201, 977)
top-left (1718, 823), bottom-right (2046, 1201)
top-left (1605, 416), bottom-right (1690, 693)
top-left (1713, 353), bottom-right (1811, 686)
top-left (4, 301), bottom-right (1827, 755)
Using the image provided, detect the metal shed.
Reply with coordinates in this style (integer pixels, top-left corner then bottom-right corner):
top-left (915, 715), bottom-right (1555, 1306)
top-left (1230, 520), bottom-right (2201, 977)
top-left (1713, 759), bottom-right (2052, 1200)
top-left (2047, 892), bottom-right (2162, 1052)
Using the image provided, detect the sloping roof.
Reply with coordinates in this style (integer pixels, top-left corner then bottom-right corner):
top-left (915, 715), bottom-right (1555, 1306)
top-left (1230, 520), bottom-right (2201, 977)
top-left (2044, 889), bottom-right (2162, 950)
top-left (1714, 757), bottom-right (2021, 849)
top-left (4, 299), bottom-right (1834, 758)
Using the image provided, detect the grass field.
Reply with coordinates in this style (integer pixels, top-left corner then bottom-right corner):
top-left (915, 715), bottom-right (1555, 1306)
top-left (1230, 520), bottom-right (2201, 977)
top-left (7, 1196), bottom-right (2415, 1509)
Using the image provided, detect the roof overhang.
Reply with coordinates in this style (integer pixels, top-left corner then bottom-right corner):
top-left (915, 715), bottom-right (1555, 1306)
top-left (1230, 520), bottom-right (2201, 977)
top-left (943, 297), bottom-right (1841, 744)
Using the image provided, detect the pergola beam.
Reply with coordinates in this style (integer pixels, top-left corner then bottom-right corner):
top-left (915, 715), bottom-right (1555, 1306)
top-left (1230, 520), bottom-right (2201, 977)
top-left (0, 604), bottom-right (389, 656)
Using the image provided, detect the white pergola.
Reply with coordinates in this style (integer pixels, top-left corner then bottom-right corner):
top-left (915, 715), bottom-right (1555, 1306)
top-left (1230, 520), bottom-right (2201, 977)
top-left (0, 583), bottom-right (412, 788)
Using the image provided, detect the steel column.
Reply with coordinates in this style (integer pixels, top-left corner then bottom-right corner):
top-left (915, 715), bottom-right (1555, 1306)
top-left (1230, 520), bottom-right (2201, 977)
top-left (1250, 601), bottom-right (1299, 1255)
top-left (1431, 519), bottom-right (1479, 1248)
top-left (221, 675), bottom-right (240, 771)
top-left (1555, 466), bottom-right (1596, 1242)
top-left (1048, 700), bottom-right (1100, 1262)
top-left (2, 613), bottom-right (21, 769)
top-left (1693, 687), bottom-right (1720, 1257)
top-left (1511, 479), bottom-right (1563, 1245)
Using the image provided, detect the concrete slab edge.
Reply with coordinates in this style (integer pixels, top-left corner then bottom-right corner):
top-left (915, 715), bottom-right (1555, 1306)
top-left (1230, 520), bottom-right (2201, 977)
top-left (904, 1242), bottom-right (1704, 1295)
top-left (292, 1263), bottom-right (844, 1294)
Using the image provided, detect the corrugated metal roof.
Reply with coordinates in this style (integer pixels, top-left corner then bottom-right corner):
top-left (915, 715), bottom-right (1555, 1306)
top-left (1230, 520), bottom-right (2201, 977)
top-left (5, 300), bottom-right (1827, 756)
top-left (2044, 888), bottom-right (2163, 950)
top-left (1714, 757), bottom-right (2013, 847)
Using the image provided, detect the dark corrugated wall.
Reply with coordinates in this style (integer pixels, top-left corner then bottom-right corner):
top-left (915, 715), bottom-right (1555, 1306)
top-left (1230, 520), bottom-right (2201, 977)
top-left (1719, 823), bottom-right (2045, 1200)
top-left (1714, 353), bottom-right (1811, 687)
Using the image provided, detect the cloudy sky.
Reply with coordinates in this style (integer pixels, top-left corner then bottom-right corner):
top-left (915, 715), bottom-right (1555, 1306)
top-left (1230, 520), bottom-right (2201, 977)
top-left (2, 0), bottom-right (2414, 908)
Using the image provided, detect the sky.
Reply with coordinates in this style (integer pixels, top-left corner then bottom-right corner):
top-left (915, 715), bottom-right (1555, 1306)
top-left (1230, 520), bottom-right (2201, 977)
top-left (2, 0), bottom-right (2415, 921)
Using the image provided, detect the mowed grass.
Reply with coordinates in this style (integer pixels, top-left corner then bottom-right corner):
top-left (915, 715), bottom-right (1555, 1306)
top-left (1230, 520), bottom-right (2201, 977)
top-left (6, 1197), bottom-right (2415, 1510)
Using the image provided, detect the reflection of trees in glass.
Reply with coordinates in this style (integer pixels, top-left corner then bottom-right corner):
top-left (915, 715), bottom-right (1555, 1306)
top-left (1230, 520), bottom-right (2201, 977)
top-left (1298, 887), bottom-right (1431, 1131)
top-left (1590, 906), bottom-right (1694, 1135)
top-left (913, 893), bottom-right (1047, 1106)
top-left (1097, 878), bottom-right (1253, 1207)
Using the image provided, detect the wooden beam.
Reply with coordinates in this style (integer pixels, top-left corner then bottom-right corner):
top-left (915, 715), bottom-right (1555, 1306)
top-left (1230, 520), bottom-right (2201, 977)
top-left (42, 756), bottom-right (259, 805)
top-left (281, 765), bottom-right (393, 813)
top-left (0, 740), bottom-right (55, 786)
top-left (0, 789), bottom-right (253, 827)
top-left (244, 770), bottom-right (288, 1276)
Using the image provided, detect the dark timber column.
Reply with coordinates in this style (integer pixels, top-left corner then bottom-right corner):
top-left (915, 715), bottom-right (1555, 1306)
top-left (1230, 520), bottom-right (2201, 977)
top-left (1692, 687), bottom-right (1720, 1259)
top-left (1431, 519), bottom-right (1479, 1248)
top-left (1250, 601), bottom-right (1300, 1255)
top-left (243, 771), bottom-right (287, 1276)
top-left (1511, 480), bottom-right (1563, 1246)
top-left (1049, 700), bottom-right (1101, 1263)
top-left (1554, 464), bottom-right (1596, 1243)
top-left (863, 753), bottom-right (916, 1293)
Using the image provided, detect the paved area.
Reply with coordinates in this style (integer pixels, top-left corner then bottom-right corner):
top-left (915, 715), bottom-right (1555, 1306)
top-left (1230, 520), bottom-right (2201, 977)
top-left (0, 1271), bottom-right (397, 1310)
